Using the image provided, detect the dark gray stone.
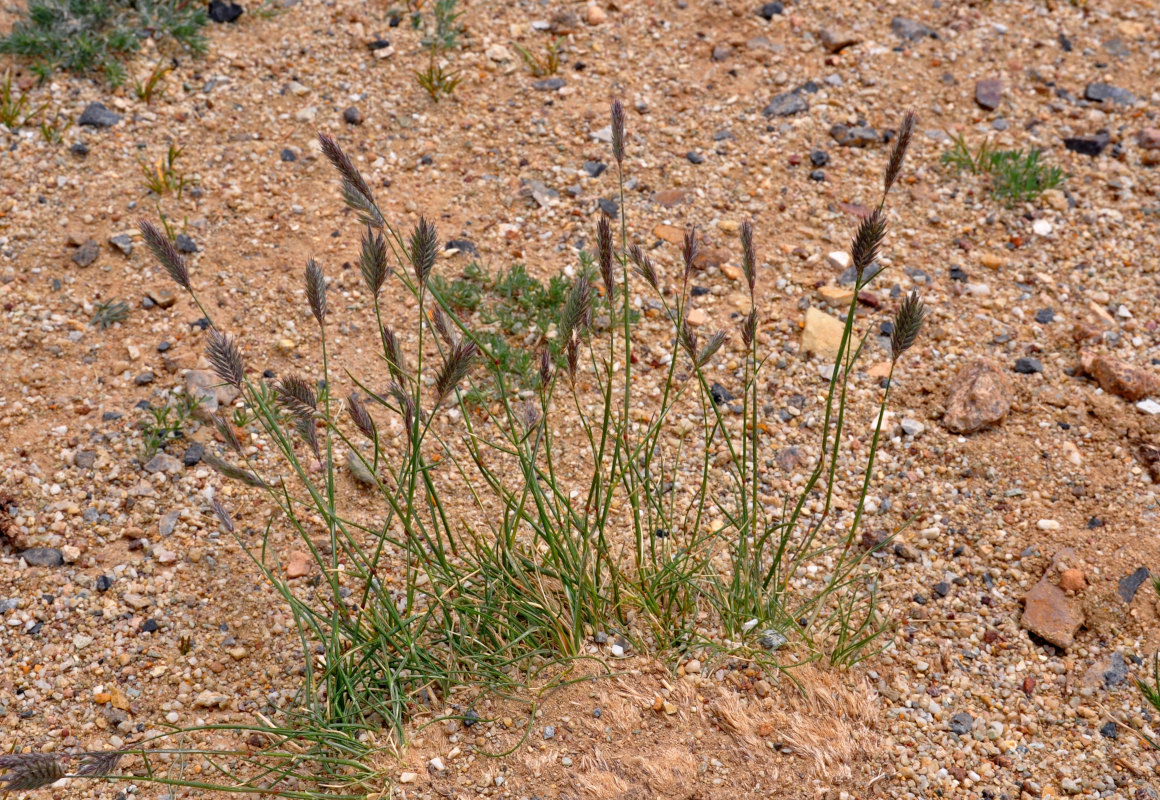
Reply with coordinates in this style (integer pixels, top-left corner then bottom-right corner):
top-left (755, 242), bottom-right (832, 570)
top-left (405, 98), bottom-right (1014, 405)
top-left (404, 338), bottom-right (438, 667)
top-left (582, 160), bottom-right (607, 178)
top-left (445, 238), bottom-right (478, 256)
top-left (175, 233), bottom-right (198, 253)
top-left (181, 442), bottom-right (205, 467)
top-left (342, 106), bottom-right (363, 125)
top-left (757, 2), bottom-right (783, 20)
top-left (975, 79), bottom-right (1002, 110)
top-left (109, 234), bottom-right (133, 255)
top-left (763, 91), bottom-right (808, 118)
top-left (1064, 133), bottom-right (1110, 157)
top-left (78, 102), bottom-right (122, 128)
top-left (72, 240), bottom-right (99, 267)
top-left (532, 78), bottom-right (565, 91)
top-left (949, 712), bottom-right (974, 735)
top-left (1014, 358), bottom-right (1043, 374)
top-left (21, 548), bottom-right (64, 567)
top-left (891, 16), bottom-right (937, 42)
top-left (1118, 567), bottom-right (1150, 603)
top-left (75, 450), bottom-right (96, 469)
top-left (1102, 652), bottom-right (1129, 688)
top-left (1085, 83), bottom-right (1136, 106)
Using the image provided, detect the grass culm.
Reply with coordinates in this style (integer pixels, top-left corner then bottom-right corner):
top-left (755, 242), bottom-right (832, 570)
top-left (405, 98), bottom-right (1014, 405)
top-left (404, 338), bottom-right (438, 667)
top-left (0, 105), bottom-right (925, 797)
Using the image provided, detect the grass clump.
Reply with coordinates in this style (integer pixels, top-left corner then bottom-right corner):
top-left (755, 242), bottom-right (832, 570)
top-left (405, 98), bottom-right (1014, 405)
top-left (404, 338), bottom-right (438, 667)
top-left (0, 0), bottom-right (208, 86)
top-left (140, 143), bottom-right (189, 197)
top-left (139, 392), bottom-right (200, 458)
top-left (412, 0), bottom-right (463, 101)
top-left (513, 37), bottom-right (562, 77)
top-left (941, 132), bottom-right (1064, 206)
top-left (90, 298), bottom-right (129, 329)
top-left (0, 70), bottom-right (43, 128)
top-left (74, 105), bottom-right (926, 797)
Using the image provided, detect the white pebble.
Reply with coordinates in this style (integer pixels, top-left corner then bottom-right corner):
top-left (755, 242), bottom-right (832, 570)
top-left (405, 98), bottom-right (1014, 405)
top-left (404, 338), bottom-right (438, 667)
top-left (1036, 519), bottom-right (1061, 531)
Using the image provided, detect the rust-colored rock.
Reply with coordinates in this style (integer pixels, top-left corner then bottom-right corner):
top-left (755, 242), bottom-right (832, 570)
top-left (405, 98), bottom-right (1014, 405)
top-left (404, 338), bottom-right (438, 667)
top-left (285, 551), bottom-right (313, 578)
top-left (1021, 579), bottom-right (1084, 650)
top-left (942, 359), bottom-right (1012, 434)
top-left (1058, 568), bottom-right (1086, 592)
top-left (1084, 353), bottom-right (1160, 401)
top-left (653, 189), bottom-right (687, 208)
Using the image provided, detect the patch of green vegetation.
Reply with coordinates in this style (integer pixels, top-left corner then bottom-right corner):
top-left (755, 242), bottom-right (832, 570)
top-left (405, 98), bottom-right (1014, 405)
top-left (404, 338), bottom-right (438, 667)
top-left (139, 392), bottom-right (200, 459)
top-left (0, 0), bottom-right (208, 86)
top-left (91, 299), bottom-right (130, 329)
top-left (412, 0), bottom-right (463, 102)
top-left (941, 132), bottom-right (1064, 207)
top-left (0, 70), bottom-right (43, 128)
top-left (433, 259), bottom-right (633, 398)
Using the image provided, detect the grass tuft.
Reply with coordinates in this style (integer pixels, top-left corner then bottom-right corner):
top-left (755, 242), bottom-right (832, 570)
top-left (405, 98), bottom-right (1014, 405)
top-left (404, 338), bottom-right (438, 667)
top-left (941, 132), bottom-right (1064, 206)
top-left (0, 0), bottom-right (208, 86)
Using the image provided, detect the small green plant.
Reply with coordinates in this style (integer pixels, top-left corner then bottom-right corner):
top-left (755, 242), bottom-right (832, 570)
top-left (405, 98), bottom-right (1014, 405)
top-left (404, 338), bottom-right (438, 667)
top-left (90, 299), bottom-right (129, 329)
top-left (134, 60), bottom-right (172, 104)
top-left (0, 70), bottom-right (43, 128)
top-left (513, 37), bottom-right (561, 77)
top-left (0, 0), bottom-right (208, 86)
top-left (414, 61), bottom-right (462, 102)
top-left (140, 143), bottom-right (188, 197)
top-left (941, 132), bottom-right (1063, 206)
top-left (139, 393), bottom-right (200, 459)
top-left (38, 111), bottom-right (71, 143)
top-left (413, 0), bottom-right (463, 101)
top-left (989, 149), bottom-right (1063, 206)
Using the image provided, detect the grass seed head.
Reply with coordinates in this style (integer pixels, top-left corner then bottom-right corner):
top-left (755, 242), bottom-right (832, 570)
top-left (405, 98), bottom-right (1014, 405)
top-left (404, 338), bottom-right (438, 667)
top-left (409, 216), bottom-right (439, 289)
top-left (139, 218), bottom-right (191, 292)
top-left (597, 213), bottom-right (614, 300)
top-left (305, 257), bottom-right (327, 327)
top-left (0, 753), bottom-right (65, 792)
top-left (206, 330), bottom-right (245, 390)
top-left (891, 290), bottom-right (925, 361)
top-left (359, 227), bottom-right (390, 297)
top-left (610, 98), bottom-right (625, 165)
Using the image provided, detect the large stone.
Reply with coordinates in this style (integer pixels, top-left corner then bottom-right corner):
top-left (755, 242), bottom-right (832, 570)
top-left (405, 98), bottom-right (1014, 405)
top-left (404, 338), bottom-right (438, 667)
top-left (891, 16), bottom-right (937, 42)
top-left (78, 102), bottom-right (122, 128)
top-left (801, 308), bottom-right (845, 361)
top-left (942, 359), bottom-right (1012, 434)
top-left (763, 91), bottom-right (808, 118)
top-left (144, 452), bottom-right (183, 474)
top-left (1083, 353), bottom-right (1160, 401)
top-left (185, 369), bottom-right (241, 412)
top-left (819, 28), bottom-right (860, 53)
top-left (1021, 579), bottom-right (1084, 650)
top-left (975, 79), bottom-right (1002, 110)
top-left (21, 547), bottom-right (64, 567)
top-left (1063, 133), bottom-right (1109, 157)
top-left (1084, 83), bottom-right (1136, 106)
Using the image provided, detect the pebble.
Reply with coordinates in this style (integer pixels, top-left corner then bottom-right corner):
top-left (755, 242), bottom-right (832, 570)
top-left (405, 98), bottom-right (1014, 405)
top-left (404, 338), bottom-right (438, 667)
top-left (208, 0), bottom-right (243, 23)
top-left (1063, 133), bottom-right (1109, 157)
top-left (763, 91), bottom-right (807, 118)
top-left (1082, 354), bottom-right (1159, 402)
top-left (72, 239), bottom-right (99, 267)
top-left (1058, 569), bottom-right (1085, 592)
top-left (1014, 357), bottom-right (1043, 374)
top-left (800, 307), bottom-right (844, 360)
top-left (109, 233), bottom-right (134, 255)
top-left (1117, 567), bottom-right (1150, 603)
top-left (949, 712), bottom-right (973, 735)
top-left (942, 359), bottom-right (1012, 434)
top-left (891, 16), bottom-right (936, 42)
top-left (1083, 83), bottom-right (1136, 106)
top-left (1021, 579), bottom-right (1084, 650)
top-left (818, 29), bottom-right (859, 54)
top-left (285, 551), bottom-right (313, 578)
top-left (532, 78), bottom-right (565, 91)
top-left (975, 79), bottom-right (1002, 110)
top-left (144, 452), bottom-right (182, 474)
top-left (21, 547), bottom-right (64, 567)
top-left (829, 124), bottom-right (880, 148)
top-left (342, 106), bottom-right (363, 125)
top-left (78, 102), bottom-right (122, 128)
top-left (756, 2), bottom-right (783, 20)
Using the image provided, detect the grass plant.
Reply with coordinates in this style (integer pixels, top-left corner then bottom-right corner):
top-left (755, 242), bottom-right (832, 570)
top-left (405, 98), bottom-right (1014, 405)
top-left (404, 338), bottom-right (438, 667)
top-left (1, 104), bottom-right (926, 798)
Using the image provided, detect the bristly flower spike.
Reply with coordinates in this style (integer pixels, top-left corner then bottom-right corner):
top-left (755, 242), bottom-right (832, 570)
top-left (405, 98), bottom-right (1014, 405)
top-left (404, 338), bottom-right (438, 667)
top-left (359, 226), bottom-right (390, 297)
top-left (409, 216), bottom-right (439, 289)
top-left (206, 330), bottom-right (245, 390)
top-left (884, 110), bottom-right (917, 196)
top-left (739, 220), bottom-right (756, 295)
top-left (681, 226), bottom-right (698, 286)
top-left (890, 290), bottom-right (925, 362)
top-left (305, 257), bottom-right (327, 327)
top-left (597, 213), bottom-right (614, 300)
top-left (610, 99), bottom-right (625, 165)
top-left (318, 132), bottom-right (385, 228)
top-left (628, 244), bottom-right (658, 290)
top-left (849, 208), bottom-right (887, 284)
top-left (139, 219), bottom-right (191, 292)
